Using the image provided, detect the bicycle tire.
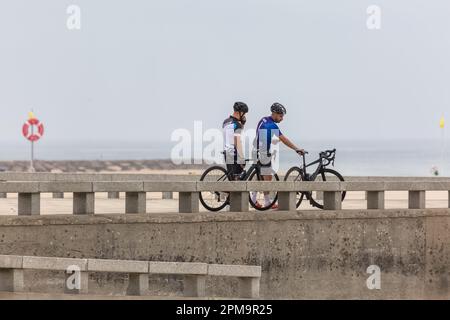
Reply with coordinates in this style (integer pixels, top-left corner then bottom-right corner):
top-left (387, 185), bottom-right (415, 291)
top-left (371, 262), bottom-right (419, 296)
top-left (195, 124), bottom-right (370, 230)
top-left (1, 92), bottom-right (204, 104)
top-left (284, 166), bottom-right (308, 208)
top-left (248, 170), bottom-right (280, 211)
top-left (309, 168), bottom-right (346, 209)
top-left (199, 166), bottom-right (230, 212)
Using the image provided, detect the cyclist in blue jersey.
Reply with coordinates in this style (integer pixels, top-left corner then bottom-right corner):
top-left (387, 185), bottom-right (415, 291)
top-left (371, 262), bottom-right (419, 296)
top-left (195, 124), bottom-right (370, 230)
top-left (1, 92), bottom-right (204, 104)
top-left (223, 102), bottom-right (249, 180)
top-left (252, 102), bottom-right (304, 209)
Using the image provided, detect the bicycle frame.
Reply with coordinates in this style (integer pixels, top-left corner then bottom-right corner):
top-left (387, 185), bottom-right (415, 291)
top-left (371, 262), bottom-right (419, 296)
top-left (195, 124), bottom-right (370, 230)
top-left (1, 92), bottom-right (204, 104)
top-left (297, 149), bottom-right (336, 181)
top-left (300, 154), bottom-right (325, 181)
top-left (227, 162), bottom-right (262, 181)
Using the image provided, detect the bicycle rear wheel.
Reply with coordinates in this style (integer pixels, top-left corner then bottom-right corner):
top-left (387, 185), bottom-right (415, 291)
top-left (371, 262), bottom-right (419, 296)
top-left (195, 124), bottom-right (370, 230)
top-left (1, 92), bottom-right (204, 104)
top-left (309, 168), bottom-right (346, 209)
top-left (199, 166), bottom-right (230, 212)
top-left (248, 170), bottom-right (279, 211)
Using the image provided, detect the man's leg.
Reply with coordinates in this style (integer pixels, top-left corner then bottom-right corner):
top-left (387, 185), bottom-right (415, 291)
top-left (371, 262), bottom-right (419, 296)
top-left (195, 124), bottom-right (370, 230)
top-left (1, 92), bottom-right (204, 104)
top-left (262, 174), bottom-right (273, 207)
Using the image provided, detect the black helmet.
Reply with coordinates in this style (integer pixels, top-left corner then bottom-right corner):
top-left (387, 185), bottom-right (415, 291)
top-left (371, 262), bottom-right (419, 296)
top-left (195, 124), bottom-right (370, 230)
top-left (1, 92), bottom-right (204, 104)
top-left (233, 102), bottom-right (249, 113)
top-left (271, 102), bottom-right (286, 115)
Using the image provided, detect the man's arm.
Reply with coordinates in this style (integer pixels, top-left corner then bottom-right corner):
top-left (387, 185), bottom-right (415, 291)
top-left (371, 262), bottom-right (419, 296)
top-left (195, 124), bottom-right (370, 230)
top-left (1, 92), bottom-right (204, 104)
top-left (279, 135), bottom-right (304, 154)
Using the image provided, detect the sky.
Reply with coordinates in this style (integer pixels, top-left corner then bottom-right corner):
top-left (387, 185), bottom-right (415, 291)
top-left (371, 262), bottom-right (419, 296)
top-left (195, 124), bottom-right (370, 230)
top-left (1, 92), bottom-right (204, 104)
top-left (0, 0), bottom-right (449, 145)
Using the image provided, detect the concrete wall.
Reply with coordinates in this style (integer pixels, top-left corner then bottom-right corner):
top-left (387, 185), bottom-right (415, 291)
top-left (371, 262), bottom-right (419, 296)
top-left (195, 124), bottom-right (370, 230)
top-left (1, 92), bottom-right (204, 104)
top-left (0, 210), bottom-right (449, 299)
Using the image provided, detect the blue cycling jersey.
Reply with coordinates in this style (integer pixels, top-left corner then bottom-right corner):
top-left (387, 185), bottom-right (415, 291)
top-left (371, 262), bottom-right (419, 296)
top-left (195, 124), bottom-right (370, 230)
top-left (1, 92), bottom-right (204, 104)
top-left (254, 116), bottom-right (283, 154)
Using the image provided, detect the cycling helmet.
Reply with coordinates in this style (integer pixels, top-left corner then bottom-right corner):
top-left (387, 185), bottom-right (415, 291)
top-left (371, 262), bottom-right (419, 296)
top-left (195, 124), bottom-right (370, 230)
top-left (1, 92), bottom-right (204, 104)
top-left (233, 102), bottom-right (249, 113)
top-left (271, 102), bottom-right (287, 115)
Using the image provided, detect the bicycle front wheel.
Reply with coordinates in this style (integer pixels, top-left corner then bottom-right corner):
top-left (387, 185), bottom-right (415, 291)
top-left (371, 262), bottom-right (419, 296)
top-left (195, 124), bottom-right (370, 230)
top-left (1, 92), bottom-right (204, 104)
top-left (309, 168), bottom-right (346, 209)
top-left (199, 166), bottom-right (230, 212)
top-left (284, 166), bottom-right (308, 208)
top-left (248, 170), bottom-right (279, 211)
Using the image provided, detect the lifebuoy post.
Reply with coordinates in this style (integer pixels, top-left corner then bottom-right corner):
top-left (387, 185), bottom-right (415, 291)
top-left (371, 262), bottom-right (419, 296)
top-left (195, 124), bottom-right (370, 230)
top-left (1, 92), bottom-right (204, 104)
top-left (22, 111), bottom-right (45, 172)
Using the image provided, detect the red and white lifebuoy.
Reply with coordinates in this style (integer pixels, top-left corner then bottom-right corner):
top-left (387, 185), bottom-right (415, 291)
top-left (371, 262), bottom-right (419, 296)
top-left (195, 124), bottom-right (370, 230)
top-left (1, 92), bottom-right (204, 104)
top-left (22, 118), bottom-right (45, 142)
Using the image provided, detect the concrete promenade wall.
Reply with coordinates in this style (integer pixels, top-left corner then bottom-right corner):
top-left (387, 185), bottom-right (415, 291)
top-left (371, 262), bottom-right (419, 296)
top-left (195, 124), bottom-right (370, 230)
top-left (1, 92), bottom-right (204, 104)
top-left (0, 209), bottom-right (449, 299)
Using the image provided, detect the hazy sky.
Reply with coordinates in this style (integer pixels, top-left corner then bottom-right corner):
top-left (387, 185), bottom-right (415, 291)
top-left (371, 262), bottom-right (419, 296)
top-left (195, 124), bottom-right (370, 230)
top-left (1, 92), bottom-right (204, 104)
top-left (0, 0), bottom-right (449, 145)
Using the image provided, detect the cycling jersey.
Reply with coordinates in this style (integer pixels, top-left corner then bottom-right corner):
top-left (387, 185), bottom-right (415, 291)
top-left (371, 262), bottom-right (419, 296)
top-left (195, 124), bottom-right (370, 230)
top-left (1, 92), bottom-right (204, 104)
top-left (254, 116), bottom-right (283, 155)
top-left (223, 116), bottom-right (243, 156)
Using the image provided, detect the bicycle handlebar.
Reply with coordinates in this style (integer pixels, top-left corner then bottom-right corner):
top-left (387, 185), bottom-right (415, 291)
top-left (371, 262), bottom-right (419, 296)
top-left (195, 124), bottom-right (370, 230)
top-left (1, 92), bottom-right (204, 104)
top-left (298, 148), bottom-right (336, 167)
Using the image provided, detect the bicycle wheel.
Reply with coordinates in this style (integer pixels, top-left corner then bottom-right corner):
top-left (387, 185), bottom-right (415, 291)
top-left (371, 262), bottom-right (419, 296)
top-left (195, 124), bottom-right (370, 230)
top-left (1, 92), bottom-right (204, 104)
top-left (309, 168), bottom-right (346, 209)
top-left (199, 166), bottom-right (230, 212)
top-left (284, 166), bottom-right (308, 208)
top-left (248, 170), bottom-right (279, 211)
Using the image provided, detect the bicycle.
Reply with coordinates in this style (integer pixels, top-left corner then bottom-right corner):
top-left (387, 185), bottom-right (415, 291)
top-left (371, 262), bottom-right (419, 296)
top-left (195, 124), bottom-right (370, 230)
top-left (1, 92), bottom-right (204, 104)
top-left (199, 154), bottom-right (280, 212)
top-left (284, 148), bottom-right (346, 209)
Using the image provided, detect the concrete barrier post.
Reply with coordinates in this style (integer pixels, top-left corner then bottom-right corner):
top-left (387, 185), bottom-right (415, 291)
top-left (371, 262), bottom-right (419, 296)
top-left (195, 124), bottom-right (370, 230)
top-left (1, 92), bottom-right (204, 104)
top-left (184, 275), bottom-right (206, 297)
top-left (179, 192), bottom-right (199, 213)
top-left (52, 192), bottom-right (64, 199)
top-left (278, 192), bottom-right (297, 211)
top-left (323, 191), bottom-right (342, 210)
top-left (18, 193), bottom-right (40, 215)
top-left (316, 191), bottom-right (324, 201)
top-left (0, 269), bottom-right (24, 292)
top-left (367, 191), bottom-right (385, 209)
top-left (230, 192), bottom-right (249, 212)
top-left (125, 192), bottom-right (147, 214)
top-left (73, 192), bottom-right (95, 215)
top-left (0, 193), bottom-right (6, 199)
top-left (239, 277), bottom-right (260, 298)
top-left (108, 192), bottom-right (120, 199)
top-left (448, 191), bottom-right (450, 208)
top-left (127, 274), bottom-right (149, 296)
top-left (162, 192), bottom-right (173, 200)
top-left (409, 191), bottom-right (425, 209)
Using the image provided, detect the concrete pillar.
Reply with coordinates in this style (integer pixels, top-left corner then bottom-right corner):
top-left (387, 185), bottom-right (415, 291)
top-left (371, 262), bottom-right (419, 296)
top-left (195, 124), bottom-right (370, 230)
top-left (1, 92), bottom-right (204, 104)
top-left (64, 271), bottom-right (89, 294)
top-left (179, 192), bottom-right (199, 213)
top-left (184, 275), bottom-right (206, 297)
top-left (125, 192), bottom-right (147, 214)
top-left (18, 193), bottom-right (40, 216)
top-left (52, 192), bottom-right (64, 199)
top-left (278, 192), bottom-right (297, 211)
top-left (0, 269), bottom-right (24, 292)
top-left (108, 192), bottom-right (120, 199)
top-left (162, 192), bottom-right (173, 200)
top-left (323, 191), bottom-right (342, 210)
top-left (315, 191), bottom-right (324, 201)
top-left (367, 191), bottom-right (385, 209)
top-left (127, 274), bottom-right (149, 296)
top-left (73, 192), bottom-right (95, 215)
top-left (409, 191), bottom-right (425, 209)
top-left (448, 191), bottom-right (450, 208)
top-left (230, 192), bottom-right (249, 212)
top-left (0, 193), bottom-right (6, 199)
top-left (364, 191), bottom-right (368, 200)
top-left (239, 277), bottom-right (260, 299)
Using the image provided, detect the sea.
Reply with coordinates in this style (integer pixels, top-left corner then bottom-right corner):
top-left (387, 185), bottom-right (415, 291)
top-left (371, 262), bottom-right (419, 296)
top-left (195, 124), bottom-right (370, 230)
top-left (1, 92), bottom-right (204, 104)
top-left (0, 139), bottom-right (448, 177)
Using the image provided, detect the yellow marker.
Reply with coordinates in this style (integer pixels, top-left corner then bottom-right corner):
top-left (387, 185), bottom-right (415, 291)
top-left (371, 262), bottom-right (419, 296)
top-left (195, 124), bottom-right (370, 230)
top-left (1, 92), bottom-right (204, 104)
top-left (28, 111), bottom-right (35, 120)
top-left (440, 117), bottom-right (445, 129)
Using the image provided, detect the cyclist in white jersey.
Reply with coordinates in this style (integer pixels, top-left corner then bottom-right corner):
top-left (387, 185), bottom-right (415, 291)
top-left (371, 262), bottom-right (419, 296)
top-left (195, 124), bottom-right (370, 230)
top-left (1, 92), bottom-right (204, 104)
top-left (222, 102), bottom-right (248, 180)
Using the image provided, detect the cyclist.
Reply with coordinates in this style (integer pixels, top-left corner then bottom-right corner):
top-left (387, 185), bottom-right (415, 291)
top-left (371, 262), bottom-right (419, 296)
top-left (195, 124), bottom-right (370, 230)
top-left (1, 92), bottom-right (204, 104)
top-left (252, 102), bottom-right (305, 209)
top-left (223, 102), bottom-right (249, 180)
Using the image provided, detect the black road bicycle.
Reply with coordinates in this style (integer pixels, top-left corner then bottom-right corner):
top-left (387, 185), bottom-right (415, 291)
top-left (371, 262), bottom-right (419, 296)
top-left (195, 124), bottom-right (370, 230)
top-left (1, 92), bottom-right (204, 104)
top-left (284, 148), bottom-right (346, 209)
top-left (199, 155), bottom-right (279, 212)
